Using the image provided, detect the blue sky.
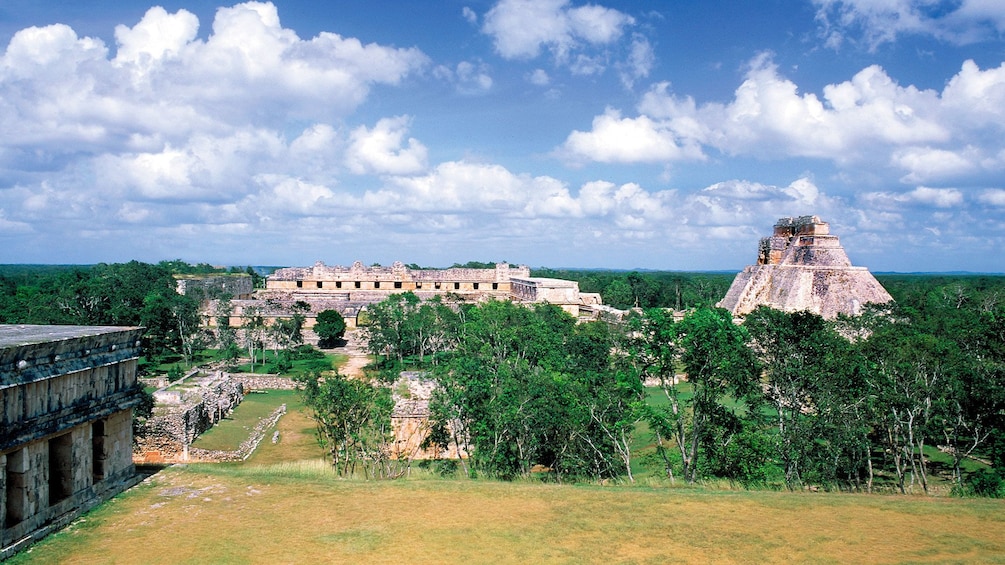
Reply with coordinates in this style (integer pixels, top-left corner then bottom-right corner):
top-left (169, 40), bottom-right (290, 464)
top-left (0, 1), bottom-right (1004, 272)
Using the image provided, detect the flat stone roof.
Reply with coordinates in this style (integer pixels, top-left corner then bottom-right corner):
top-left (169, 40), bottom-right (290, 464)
top-left (510, 276), bottom-right (579, 287)
top-left (0, 324), bottom-right (142, 349)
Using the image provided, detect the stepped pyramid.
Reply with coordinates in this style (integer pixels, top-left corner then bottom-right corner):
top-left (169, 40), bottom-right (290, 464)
top-left (717, 216), bottom-right (892, 319)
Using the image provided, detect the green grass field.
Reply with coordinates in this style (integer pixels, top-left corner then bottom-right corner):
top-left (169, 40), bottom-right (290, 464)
top-left (191, 390), bottom-right (303, 452)
top-left (11, 464), bottom-right (1005, 564)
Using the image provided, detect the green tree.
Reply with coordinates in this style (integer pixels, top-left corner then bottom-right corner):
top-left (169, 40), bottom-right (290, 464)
top-left (295, 371), bottom-right (401, 478)
top-left (629, 307), bottom-right (760, 483)
top-left (428, 301), bottom-right (636, 481)
top-left (745, 307), bottom-right (869, 490)
top-left (315, 309), bottom-right (347, 348)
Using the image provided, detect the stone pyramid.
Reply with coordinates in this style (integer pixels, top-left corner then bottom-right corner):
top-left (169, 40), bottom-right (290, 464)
top-left (717, 216), bottom-right (892, 319)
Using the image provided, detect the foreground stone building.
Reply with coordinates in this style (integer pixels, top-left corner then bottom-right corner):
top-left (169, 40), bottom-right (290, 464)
top-left (1, 325), bottom-right (144, 560)
top-left (718, 216), bottom-right (893, 319)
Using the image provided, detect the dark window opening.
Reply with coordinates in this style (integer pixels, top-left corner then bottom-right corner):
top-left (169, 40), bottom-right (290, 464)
top-left (434, 282), bottom-right (441, 289)
top-left (394, 282), bottom-right (402, 289)
top-left (374, 282), bottom-right (381, 289)
top-left (92, 420), bottom-right (106, 483)
top-left (49, 433), bottom-right (73, 505)
top-left (336, 281), bottom-right (342, 289)
top-left (492, 283), bottom-right (499, 290)
top-left (5, 448), bottom-right (25, 527)
top-left (296, 280), bottom-right (303, 288)
top-left (317, 281), bottom-right (323, 289)
top-left (416, 282), bottom-right (422, 289)
top-left (473, 283), bottom-right (480, 290)
top-left (454, 282), bottom-right (460, 290)
top-left (355, 281), bottom-right (361, 289)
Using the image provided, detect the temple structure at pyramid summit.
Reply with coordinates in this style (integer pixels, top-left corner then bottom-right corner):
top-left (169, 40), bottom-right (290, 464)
top-left (717, 216), bottom-right (893, 319)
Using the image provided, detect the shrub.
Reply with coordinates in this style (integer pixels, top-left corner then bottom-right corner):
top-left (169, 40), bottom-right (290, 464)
top-left (961, 469), bottom-right (1005, 498)
top-left (167, 365), bottom-right (184, 382)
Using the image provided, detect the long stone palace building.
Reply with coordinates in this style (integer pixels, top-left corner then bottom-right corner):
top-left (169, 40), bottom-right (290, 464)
top-left (1, 325), bottom-right (144, 559)
top-left (209, 261), bottom-right (602, 335)
top-left (718, 215), bottom-right (893, 319)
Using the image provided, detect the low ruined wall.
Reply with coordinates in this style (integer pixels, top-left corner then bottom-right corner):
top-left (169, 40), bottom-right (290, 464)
top-left (134, 373), bottom-right (243, 464)
top-left (230, 374), bottom-right (297, 390)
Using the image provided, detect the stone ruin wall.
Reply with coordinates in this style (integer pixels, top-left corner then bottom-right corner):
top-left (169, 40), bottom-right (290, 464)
top-left (230, 374), bottom-right (298, 391)
top-left (133, 373), bottom-right (244, 464)
top-left (390, 372), bottom-right (466, 460)
top-left (269, 260), bottom-right (530, 285)
top-left (175, 274), bottom-right (254, 299)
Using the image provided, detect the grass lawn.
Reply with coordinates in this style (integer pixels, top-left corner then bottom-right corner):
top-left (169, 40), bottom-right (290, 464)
top-left (242, 393), bottom-right (328, 465)
top-left (230, 351), bottom-right (348, 375)
top-left (11, 464), bottom-right (1005, 564)
top-left (190, 390), bottom-right (303, 452)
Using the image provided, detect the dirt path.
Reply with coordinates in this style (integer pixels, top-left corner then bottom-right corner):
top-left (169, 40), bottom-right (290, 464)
top-left (330, 329), bottom-right (370, 377)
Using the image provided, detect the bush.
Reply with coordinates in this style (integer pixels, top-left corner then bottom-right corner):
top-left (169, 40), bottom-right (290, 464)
top-left (270, 357), bottom-right (294, 374)
top-left (959, 469), bottom-right (1005, 498)
top-left (167, 365), bottom-right (184, 382)
top-left (291, 344), bottom-right (325, 360)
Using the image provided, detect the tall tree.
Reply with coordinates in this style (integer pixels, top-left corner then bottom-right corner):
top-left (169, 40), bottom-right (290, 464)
top-left (745, 307), bottom-right (869, 490)
top-left (295, 371), bottom-right (401, 478)
top-left (630, 307), bottom-right (760, 483)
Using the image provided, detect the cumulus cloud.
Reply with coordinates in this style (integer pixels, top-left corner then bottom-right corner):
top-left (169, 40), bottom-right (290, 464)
top-left (862, 186), bottom-right (965, 209)
top-left (113, 6), bottom-right (198, 69)
top-left (482, 0), bottom-right (634, 67)
top-left (345, 116), bottom-right (428, 176)
top-left (814, 0), bottom-right (1005, 49)
top-left (569, 54), bottom-right (1005, 188)
top-left (0, 1), bottom-right (428, 164)
top-left (559, 108), bottom-right (705, 163)
top-left (93, 128), bottom-right (286, 202)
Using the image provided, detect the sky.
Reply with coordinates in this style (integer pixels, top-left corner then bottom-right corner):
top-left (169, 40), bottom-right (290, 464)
top-left (0, 1), bottom-right (1004, 272)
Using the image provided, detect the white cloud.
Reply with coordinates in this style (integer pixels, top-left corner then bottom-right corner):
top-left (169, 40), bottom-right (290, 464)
top-left (559, 108), bottom-right (705, 163)
top-left (462, 7), bottom-right (478, 25)
top-left (0, 1), bottom-right (428, 162)
top-left (814, 0), bottom-right (1005, 49)
top-left (345, 116), bottom-right (428, 176)
top-left (892, 146), bottom-right (977, 183)
top-left (113, 6), bottom-right (199, 69)
top-left (482, 0), bottom-right (633, 62)
top-left (978, 188), bottom-right (1005, 206)
top-left (618, 35), bottom-right (654, 89)
top-left (863, 186), bottom-right (965, 209)
top-left (575, 55), bottom-right (1005, 188)
top-left (94, 128), bottom-right (286, 202)
top-left (434, 61), bottom-right (493, 94)
top-left (528, 68), bottom-right (550, 86)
